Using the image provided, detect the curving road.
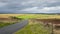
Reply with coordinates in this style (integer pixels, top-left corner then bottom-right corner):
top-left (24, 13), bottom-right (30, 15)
top-left (0, 19), bottom-right (28, 34)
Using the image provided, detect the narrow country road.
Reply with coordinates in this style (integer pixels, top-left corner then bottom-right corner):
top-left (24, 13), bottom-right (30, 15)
top-left (0, 19), bottom-right (28, 34)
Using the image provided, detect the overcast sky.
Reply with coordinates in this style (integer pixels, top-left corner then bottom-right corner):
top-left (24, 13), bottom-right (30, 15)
top-left (0, 0), bottom-right (60, 13)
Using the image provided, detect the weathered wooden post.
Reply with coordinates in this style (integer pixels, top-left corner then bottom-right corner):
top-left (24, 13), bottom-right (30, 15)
top-left (51, 22), bottom-right (54, 34)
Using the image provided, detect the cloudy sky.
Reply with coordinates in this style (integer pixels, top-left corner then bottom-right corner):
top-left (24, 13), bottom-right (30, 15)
top-left (0, 0), bottom-right (60, 13)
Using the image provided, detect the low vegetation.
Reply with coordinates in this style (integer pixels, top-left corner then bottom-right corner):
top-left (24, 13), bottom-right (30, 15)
top-left (14, 20), bottom-right (51, 34)
top-left (0, 14), bottom-right (60, 34)
top-left (14, 14), bottom-right (60, 34)
top-left (17, 14), bottom-right (60, 19)
top-left (0, 14), bottom-right (60, 19)
top-left (0, 15), bottom-right (22, 28)
top-left (0, 22), bottom-right (15, 28)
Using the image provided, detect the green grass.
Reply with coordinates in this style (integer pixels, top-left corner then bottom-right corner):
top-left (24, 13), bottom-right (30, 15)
top-left (14, 23), bottom-right (51, 34)
top-left (0, 14), bottom-right (60, 34)
top-left (0, 18), bottom-right (21, 28)
top-left (0, 20), bottom-right (20, 28)
top-left (0, 22), bottom-right (14, 28)
top-left (17, 14), bottom-right (60, 19)
top-left (14, 14), bottom-right (60, 34)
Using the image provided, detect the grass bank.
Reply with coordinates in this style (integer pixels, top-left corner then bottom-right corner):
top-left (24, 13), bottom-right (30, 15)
top-left (0, 23), bottom-right (15, 28)
top-left (14, 22), bottom-right (50, 34)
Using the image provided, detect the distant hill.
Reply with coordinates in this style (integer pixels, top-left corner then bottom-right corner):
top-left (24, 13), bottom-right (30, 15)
top-left (0, 12), bottom-right (60, 15)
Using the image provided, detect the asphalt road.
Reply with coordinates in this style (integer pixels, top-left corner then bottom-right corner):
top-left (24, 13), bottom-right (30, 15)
top-left (0, 19), bottom-right (28, 34)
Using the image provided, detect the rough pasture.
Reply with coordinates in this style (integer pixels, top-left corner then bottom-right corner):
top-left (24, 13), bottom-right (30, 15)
top-left (29, 19), bottom-right (60, 34)
top-left (30, 19), bottom-right (60, 28)
top-left (0, 17), bottom-right (19, 23)
top-left (35, 19), bottom-right (60, 24)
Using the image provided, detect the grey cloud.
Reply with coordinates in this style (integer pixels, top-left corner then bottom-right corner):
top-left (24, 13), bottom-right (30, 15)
top-left (44, 1), bottom-right (60, 7)
top-left (0, 0), bottom-right (60, 13)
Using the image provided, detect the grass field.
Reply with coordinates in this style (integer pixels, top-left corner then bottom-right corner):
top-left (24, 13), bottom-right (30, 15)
top-left (0, 22), bottom-right (15, 28)
top-left (16, 14), bottom-right (60, 19)
top-left (0, 14), bottom-right (60, 19)
top-left (14, 20), bottom-right (51, 34)
top-left (0, 14), bottom-right (60, 34)
top-left (14, 14), bottom-right (60, 34)
top-left (0, 21), bottom-right (20, 28)
top-left (0, 14), bottom-right (22, 28)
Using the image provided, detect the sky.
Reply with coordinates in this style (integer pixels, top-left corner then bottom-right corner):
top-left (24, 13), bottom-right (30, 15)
top-left (0, 0), bottom-right (60, 13)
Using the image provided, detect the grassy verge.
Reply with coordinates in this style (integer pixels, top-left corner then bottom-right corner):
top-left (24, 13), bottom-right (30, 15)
top-left (0, 20), bottom-right (21, 28)
top-left (0, 23), bottom-right (15, 28)
top-left (14, 22), bottom-right (50, 34)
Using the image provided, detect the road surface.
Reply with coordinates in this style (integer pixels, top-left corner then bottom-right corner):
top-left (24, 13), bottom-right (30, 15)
top-left (0, 19), bottom-right (28, 34)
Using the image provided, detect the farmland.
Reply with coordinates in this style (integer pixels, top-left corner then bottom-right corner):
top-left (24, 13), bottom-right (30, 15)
top-left (0, 14), bottom-right (22, 28)
top-left (16, 14), bottom-right (60, 19)
top-left (0, 14), bottom-right (60, 19)
top-left (15, 14), bottom-right (60, 34)
top-left (0, 14), bottom-right (60, 34)
top-left (14, 19), bottom-right (51, 34)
